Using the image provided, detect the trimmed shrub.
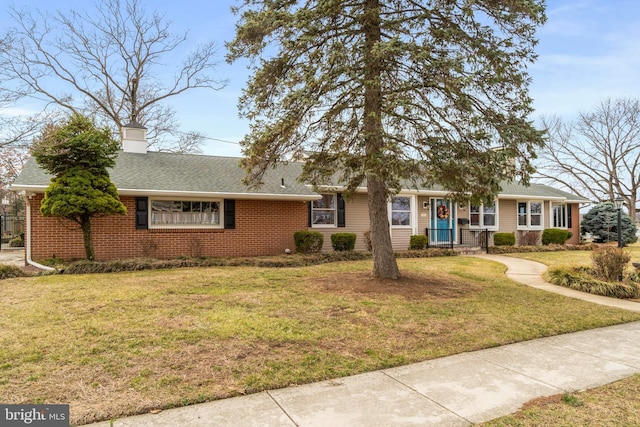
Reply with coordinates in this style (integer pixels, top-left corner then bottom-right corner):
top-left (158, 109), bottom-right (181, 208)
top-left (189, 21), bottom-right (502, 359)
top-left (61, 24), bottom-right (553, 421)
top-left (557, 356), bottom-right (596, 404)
top-left (293, 231), bottom-right (324, 254)
top-left (494, 232), bottom-right (515, 246)
top-left (409, 235), bottom-right (428, 250)
top-left (591, 246), bottom-right (630, 282)
top-left (542, 228), bottom-right (570, 245)
top-left (330, 233), bottom-right (356, 251)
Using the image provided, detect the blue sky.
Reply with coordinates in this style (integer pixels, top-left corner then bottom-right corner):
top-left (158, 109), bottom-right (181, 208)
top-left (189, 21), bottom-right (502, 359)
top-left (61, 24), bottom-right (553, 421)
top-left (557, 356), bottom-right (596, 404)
top-left (2, 0), bottom-right (639, 157)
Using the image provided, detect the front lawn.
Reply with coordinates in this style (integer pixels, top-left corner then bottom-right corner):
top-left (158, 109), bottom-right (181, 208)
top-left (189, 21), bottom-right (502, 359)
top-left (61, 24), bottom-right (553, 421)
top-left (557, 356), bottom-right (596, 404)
top-left (1, 257), bottom-right (640, 425)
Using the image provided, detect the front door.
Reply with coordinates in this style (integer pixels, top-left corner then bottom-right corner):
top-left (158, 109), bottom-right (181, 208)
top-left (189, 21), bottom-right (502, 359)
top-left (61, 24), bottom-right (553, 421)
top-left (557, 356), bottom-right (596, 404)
top-left (431, 198), bottom-right (455, 243)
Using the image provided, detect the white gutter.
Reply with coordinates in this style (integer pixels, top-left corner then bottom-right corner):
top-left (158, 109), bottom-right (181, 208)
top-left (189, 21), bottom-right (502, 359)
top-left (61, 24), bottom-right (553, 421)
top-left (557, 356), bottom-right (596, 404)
top-left (23, 192), bottom-right (56, 272)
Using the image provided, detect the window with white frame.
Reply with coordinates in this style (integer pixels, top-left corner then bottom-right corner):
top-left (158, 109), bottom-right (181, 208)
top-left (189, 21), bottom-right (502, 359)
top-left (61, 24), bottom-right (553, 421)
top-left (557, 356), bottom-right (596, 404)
top-left (151, 200), bottom-right (221, 226)
top-left (517, 201), bottom-right (543, 229)
top-left (470, 201), bottom-right (497, 228)
top-left (552, 203), bottom-right (568, 228)
top-left (311, 194), bottom-right (336, 226)
top-left (391, 196), bottom-right (411, 226)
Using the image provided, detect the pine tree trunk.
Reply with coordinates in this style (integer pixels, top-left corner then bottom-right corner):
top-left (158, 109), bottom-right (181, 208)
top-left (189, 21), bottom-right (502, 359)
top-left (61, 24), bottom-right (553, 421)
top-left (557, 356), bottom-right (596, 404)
top-left (363, 0), bottom-right (400, 279)
top-left (80, 215), bottom-right (95, 261)
top-left (368, 175), bottom-right (400, 279)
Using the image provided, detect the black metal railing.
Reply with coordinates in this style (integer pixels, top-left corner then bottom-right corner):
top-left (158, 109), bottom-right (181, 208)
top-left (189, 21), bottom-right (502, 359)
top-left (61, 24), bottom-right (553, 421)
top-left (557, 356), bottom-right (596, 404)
top-left (425, 228), bottom-right (454, 249)
top-left (425, 228), bottom-right (491, 253)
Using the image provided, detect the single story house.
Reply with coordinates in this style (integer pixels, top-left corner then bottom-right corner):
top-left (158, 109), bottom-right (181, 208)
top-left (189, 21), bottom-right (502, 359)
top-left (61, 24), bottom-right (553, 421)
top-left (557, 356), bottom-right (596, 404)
top-left (12, 123), bottom-right (588, 263)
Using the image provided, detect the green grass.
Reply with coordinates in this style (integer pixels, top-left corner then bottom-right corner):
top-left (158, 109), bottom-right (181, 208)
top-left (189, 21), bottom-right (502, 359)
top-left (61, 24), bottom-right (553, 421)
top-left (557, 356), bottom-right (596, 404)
top-left (1, 256), bottom-right (640, 425)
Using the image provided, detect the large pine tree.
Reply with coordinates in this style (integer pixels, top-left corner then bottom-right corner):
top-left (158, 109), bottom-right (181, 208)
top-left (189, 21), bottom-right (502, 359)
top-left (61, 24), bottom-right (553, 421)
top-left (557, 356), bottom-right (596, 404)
top-left (228, 0), bottom-right (546, 279)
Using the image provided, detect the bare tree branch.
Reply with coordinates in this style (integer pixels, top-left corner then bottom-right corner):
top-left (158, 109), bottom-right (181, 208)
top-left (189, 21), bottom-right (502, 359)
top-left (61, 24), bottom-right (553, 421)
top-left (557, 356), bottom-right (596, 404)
top-left (0, 0), bottom-right (227, 152)
top-left (536, 98), bottom-right (640, 220)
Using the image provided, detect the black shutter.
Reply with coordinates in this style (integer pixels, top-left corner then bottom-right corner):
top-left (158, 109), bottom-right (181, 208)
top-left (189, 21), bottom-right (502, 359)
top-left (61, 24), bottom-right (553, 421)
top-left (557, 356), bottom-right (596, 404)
top-left (224, 199), bottom-right (235, 229)
top-left (135, 197), bottom-right (148, 230)
top-left (337, 193), bottom-right (346, 227)
top-left (308, 201), bottom-right (312, 227)
top-left (567, 203), bottom-right (572, 228)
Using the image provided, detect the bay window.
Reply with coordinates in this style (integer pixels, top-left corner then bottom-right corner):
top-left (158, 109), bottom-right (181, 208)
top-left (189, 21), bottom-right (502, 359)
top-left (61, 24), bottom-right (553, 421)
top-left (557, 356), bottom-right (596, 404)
top-left (552, 203), bottom-right (568, 228)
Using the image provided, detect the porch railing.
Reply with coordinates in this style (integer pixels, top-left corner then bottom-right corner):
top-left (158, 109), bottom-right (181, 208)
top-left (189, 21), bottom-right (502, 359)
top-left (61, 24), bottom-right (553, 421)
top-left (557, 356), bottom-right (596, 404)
top-left (425, 228), bottom-right (490, 253)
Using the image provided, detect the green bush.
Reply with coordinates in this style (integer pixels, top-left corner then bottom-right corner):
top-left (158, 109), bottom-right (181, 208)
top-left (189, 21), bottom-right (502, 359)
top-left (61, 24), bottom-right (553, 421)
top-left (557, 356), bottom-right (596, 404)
top-left (494, 232), bottom-right (515, 246)
top-left (542, 228), bottom-right (570, 245)
top-left (409, 235), bottom-right (428, 250)
top-left (293, 231), bottom-right (324, 254)
top-left (591, 246), bottom-right (630, 282)
top-left (330, 233), bottom-right (356, 251)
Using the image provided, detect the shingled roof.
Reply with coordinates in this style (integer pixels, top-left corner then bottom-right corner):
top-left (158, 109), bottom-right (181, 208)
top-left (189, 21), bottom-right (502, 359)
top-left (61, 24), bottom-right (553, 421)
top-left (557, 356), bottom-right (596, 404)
top-left (13, 150), bottom-right (589, 204)
top-left (12, 151), bottom-right (319, 200)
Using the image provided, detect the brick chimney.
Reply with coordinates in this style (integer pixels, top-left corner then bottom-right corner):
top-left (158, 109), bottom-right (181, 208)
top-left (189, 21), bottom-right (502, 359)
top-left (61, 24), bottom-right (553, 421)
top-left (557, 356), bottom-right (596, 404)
top-left (121, 119), bottom-right (148, 153)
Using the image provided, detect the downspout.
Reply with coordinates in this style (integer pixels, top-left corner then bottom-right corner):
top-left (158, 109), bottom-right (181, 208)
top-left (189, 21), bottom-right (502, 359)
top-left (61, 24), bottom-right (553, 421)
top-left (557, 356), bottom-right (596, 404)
top-left (23, 192), bottom-right (56, 272)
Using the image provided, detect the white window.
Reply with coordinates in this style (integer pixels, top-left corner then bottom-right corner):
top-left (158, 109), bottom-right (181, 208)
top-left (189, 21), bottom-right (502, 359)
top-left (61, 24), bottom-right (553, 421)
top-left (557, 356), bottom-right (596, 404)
top-left (552, 203), bottom-right (568, 228)
top-left (517, 201), bottom-right (543, 229)
top-left (151, 200), bottom-right (221, 227)
top-left (470, 201), bottom-right (497, 229)
top-left (391, 196), bottom-right (411, 226)
top-left (311, 194), bottom-right (336, 227)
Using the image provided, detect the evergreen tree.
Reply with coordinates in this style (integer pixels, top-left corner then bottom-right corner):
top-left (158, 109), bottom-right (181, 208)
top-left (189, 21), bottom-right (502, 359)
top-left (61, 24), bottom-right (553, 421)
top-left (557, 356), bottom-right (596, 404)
top-left (581, 202), bottom-right (637, 245)
top-left (32, 113), bottom-right (126, 260)
top-left (228, 0), bottom-right (546, 278)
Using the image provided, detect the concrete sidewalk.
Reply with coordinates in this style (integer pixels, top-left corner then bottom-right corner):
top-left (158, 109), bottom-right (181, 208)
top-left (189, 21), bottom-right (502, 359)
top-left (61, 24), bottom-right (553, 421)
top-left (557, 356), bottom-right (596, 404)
top-left (87, 255), bottom-right (640, 427)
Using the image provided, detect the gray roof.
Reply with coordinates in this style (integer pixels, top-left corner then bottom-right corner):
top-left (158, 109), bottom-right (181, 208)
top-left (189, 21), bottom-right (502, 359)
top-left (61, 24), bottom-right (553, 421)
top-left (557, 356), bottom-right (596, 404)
top-left (496, 182), bottom-right (590, 203)
top-left (12, 151), bottom-right (319, 200)
top-left (13, 151), bottom-right (589, 203)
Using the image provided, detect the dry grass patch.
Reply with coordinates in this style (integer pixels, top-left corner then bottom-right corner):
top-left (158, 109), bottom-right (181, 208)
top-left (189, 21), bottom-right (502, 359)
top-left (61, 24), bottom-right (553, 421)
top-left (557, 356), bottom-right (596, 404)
top-left (482, 374), bottom-right (640, 426)
top-left (1, 258), bottom-right (640, 425)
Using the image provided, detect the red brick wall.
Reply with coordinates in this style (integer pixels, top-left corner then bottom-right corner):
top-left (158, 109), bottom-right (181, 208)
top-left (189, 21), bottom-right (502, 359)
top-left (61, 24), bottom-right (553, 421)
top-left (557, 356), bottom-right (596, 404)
top-left (567, 203), bottom-right (581, 245)
top-left (27, 194), bottom-right (309, 261)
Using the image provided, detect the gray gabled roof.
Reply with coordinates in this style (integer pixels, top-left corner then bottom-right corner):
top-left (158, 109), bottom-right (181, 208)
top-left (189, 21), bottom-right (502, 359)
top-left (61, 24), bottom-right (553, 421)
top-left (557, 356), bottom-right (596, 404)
top-left (12, 151), bottom-right (319, 200)
top-left (13, 151), bottom-right (588, 204)
top-left (496, 182), bottom-right (590, 203)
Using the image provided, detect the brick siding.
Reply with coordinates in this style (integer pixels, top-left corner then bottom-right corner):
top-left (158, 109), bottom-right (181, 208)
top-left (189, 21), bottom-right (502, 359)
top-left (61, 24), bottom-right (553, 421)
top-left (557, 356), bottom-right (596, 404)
top-left (28, 194), bottom-right (308, 261)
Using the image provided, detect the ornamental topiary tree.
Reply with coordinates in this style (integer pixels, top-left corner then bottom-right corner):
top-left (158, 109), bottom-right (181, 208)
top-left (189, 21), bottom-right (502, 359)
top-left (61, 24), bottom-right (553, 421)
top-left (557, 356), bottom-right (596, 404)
top-left (581, 202), bottom-right (637, 245)
top-left (31, 113), bottom-right (126, 260)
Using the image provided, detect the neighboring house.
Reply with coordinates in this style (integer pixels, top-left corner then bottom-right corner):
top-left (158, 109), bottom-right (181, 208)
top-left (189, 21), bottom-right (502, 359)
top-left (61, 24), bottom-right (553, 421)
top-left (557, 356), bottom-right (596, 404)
top-left (12, 123), bottom-right (588, 263)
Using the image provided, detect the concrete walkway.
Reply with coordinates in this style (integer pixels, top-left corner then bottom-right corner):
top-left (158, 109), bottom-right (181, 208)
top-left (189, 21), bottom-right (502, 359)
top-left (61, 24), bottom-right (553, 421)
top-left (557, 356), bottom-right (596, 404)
top-left (0, 245), bottom-right (25, 267)
top-left (85, 255), bottom-right (640, 427)
top-left (474, 254), bottom-right (640, 313)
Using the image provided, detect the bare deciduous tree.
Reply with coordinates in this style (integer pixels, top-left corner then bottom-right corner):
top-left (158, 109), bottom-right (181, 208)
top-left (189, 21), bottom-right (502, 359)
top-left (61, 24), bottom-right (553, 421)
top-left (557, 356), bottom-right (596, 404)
top-left (537, 98), bottom-right (640, 220)
top-left (0, 0), bottom-right (226, 152)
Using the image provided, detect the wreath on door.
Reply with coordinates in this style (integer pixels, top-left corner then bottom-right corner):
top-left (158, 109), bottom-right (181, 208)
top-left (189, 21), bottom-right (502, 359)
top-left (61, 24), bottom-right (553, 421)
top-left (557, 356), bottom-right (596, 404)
top-left (437, 204), bottom-right (450, 220)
